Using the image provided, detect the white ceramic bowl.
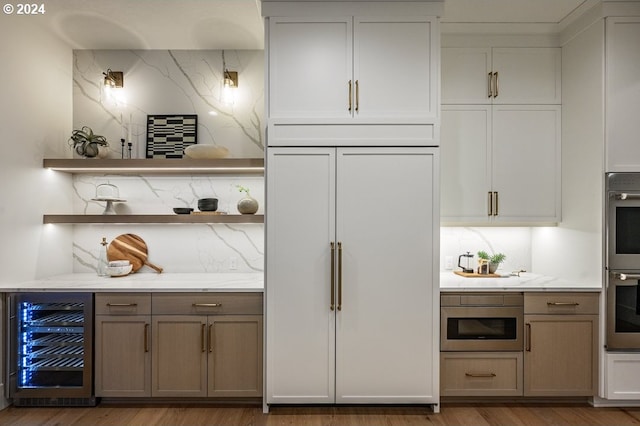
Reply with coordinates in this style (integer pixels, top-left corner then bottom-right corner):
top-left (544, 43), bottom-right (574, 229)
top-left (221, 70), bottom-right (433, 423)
top-left (108, 260), bottom-right (130, 267)
top-left (107, 264), bottom-right (133, 277)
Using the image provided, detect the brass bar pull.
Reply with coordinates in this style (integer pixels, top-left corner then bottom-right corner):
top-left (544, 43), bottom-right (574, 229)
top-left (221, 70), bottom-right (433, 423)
top-left (192, 303), bottom-right (222, 308)
top-left (547, 302), bottom-right (580, 306)
top-left (208, 324), bottom-right (213, 353)
top-left (144, 323), bottom-right (149, 353)
top-left (337, 242), bottom-right (343, 311)
top-left (493, 191), bottom-right (499, 216)
top-left (106, 303), bottom-right (138, 307)
top-left (488, 72), bottom-right (493, 98)
top-left (488, 192), bottom-right (493, 216)
top-left (201, 323), bottom-right (206, 353)
top-left (526, 323), bottom-right (531, 351)
top-left (465, 372), bottom-right (496, 378)
top-left (493, 72), bottom-right (499, 98)
top-left (330, 242), bottom-right (336, 311)
top-left (348, 80), bottom-right (352, 112)
top-left (355, 80), bottom-right (359, 112)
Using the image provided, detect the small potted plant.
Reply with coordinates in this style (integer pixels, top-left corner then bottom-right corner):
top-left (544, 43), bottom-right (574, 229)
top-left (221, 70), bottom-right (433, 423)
top-left (477, 250), bottom-right (506, 274)
top-left (236, 185), bottom-right (258, 214)
top-left (69, 126), bottom-right (109, 158)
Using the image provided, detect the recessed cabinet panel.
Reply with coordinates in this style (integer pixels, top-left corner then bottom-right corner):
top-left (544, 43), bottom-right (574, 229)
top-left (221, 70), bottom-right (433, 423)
top-left (268, 18), bottom-right (352, 120)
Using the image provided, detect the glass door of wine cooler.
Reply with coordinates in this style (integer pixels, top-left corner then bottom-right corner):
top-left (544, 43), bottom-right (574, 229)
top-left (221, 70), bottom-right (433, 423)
top-left (8, 293), bottom-right (94, 405)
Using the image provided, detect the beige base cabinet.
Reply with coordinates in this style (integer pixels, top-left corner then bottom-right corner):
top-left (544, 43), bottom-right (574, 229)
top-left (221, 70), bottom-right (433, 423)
top-left (152, 293), bottom-right (263, 398)
top-left (441, 352), bottom-right (523, 397)
top-left (95, 292), bottom-right (263, 399)
top-left (524, 293), bottom-right (599, 397)
top-left (95, 293), bottom-right (152, 398)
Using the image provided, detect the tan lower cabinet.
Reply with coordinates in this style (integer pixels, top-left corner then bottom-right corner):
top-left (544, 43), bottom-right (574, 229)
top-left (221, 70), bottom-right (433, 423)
top-left (152, 293), bottom-right (263, 398)
top-left (95, 293), bottom-right (152, 397)
top-left (441, 352), bottom-right (523, 396)
top-left (524, 293), bottom-right (599, 397)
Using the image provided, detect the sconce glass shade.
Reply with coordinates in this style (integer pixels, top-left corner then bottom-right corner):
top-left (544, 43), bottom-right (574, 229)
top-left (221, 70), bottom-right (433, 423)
top-left (103, 69), bottom-right (123, 88)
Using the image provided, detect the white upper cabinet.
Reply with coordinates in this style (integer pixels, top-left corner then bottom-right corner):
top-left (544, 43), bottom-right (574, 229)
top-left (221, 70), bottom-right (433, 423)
top-left (442, 47), bottom-right (561, 105)
top-left (266, 14), bottom-right (439, 146)
top-left (605, 17), bottom-right (640, 172)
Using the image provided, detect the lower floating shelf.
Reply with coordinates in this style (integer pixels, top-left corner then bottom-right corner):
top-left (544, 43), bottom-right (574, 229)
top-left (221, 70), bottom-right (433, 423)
top-left (43, 214), bottom-right (264, 224)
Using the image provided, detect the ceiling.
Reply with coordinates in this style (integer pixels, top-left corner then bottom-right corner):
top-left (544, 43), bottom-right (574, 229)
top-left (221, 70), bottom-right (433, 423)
top-left (36, 0), bottom-right (595, 50)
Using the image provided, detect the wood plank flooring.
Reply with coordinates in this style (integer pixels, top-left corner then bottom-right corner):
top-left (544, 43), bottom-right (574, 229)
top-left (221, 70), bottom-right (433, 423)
top-left (0, 403), bottom-right (639, 426)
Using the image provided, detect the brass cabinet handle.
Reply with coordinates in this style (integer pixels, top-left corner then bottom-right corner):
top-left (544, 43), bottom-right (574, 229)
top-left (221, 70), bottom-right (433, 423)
top-left (144, 323), bottom-right (149, 353)
top-left (493, 191), bottom-right (499, 216)
top-left (355, 80), bottom-right (359, 112)
top-left (348, 80), bottom-right (352, 112)
top-left (106, 303), bottom-right (138, 307)
top-left (493, 72), bottom-right (499, 98)
top-left (330, 242), bottom-right (336, 311)
top-left (465, 372), bottom-right (496, 378)
top-left (337, 242), bottom-right (343, 311)
top-left (208, 323), bottom-right (213, 353)
top-left (526, 323), bottom-right (531, 352)
top-left (488, 72), bottom-right (493, 98)
top-left (201, 323), bottom-right (206, 353)
top-left (547, 302), bottom-right (580, 306)
top-left (192, 303), bottom-right (222, 308)
top-left (488, 191), bottom-right (493, 216)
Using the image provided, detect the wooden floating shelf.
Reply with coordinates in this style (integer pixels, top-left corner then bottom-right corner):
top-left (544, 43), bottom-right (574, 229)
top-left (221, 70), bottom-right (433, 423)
top-left (43, 214), bottom-right (264, 224)
top-left (43, 158), bottom-right (264, 175)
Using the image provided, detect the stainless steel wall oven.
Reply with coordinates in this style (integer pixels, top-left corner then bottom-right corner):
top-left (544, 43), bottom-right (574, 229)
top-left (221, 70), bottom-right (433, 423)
top-left (441, 293), bottom-right (523, 352)
top-left (6, 292), bottom-right (95, 406)
top-left (606, 172), bottom-right (640, 350)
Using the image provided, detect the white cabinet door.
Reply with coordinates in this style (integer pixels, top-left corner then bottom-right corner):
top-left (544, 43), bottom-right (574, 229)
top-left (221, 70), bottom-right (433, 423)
top-left (266, 148), bottom-right (336, 404)
top-left (605, 17), bottom-right (640, 172)
top-left (335, 147), bottom-right (438, 403)
top-left (266, 147), bottom-right (439, 404)
top-left (441, 47), bottom-right (561, 105)
top-left (354, 17), bottom-right (437, 119)
top-left (268, 18), bottom-right (352, 120)
top-left (606, 353), bottom-right (640, 400)
top-left (441, 105), bottom-right (560, 224)
top-left (441, 105), bottom-right (492, 223)
top-left (492, 105), bottom-right (561, 223)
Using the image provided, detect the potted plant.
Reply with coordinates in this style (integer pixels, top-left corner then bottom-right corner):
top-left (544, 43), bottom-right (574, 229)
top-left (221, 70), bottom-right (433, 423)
top-left (69, 126), bottom-right (109, 158)
top-left (477, 250), bottom-right (506, 274)
top-left (236, 185), bottom-right (258, 214)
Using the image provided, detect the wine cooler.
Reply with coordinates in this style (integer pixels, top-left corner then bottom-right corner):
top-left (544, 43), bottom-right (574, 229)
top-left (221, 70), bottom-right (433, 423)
top-left (7, 293), bottom-right (95, 406)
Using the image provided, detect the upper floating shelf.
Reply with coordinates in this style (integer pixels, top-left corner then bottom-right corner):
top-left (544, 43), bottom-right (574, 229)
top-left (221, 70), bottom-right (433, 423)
top-left (43, 158), bottom-right (265, 175)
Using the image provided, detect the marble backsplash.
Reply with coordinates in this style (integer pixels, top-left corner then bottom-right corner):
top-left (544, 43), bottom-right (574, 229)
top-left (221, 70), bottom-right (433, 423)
top-left (69, 174), bottom-right (264, 274)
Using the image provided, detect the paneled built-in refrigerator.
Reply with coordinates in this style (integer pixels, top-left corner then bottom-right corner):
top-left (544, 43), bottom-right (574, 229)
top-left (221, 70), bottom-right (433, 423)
top-left (6, 292), bottom-right (95, 406)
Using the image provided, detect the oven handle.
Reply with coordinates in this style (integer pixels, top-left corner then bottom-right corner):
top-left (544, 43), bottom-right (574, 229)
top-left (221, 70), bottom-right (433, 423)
top-left (612, 272), bottom-right (640, 280)
top-left (612, 192), bottom-right (640, 200)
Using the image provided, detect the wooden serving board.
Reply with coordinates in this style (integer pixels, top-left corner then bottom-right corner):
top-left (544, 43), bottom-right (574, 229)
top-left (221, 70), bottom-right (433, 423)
top-left (454, 271), bottom-right (503, 278)
top-left (107, 233), bottom-right (163, 273)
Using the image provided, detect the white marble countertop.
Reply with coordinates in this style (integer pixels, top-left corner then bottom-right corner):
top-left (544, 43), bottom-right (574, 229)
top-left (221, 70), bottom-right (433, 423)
top-left (440, 271), bottom-right (602, 292)
top-left (0, 273), bottom-right (264, 293)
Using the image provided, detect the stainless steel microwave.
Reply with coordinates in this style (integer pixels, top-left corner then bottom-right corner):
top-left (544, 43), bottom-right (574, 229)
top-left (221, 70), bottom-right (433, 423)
top-left (607, 173), bottom-right (640, 270)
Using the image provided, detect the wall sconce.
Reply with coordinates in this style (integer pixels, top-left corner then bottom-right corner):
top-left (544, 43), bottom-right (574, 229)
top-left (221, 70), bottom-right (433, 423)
top-left (224, 70), bottom-right (238, 89)
top-left (103, 69), bottom-right (123, 88)
top-left (222, 51), bottom-right (238, 105)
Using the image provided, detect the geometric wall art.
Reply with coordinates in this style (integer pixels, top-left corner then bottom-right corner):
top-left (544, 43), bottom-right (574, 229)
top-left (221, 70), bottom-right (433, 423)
top-left (146, 114), bottom-right (198, 159)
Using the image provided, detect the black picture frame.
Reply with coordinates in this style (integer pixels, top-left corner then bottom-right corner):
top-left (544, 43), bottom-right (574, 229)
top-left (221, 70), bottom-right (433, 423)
top-left (146, 114), bottom-right (198, 159)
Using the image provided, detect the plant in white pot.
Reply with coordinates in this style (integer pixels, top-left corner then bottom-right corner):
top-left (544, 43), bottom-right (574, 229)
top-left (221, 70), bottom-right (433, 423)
top-left (477, 250), bottom-right (506, 274)
top-left (69, 126), bottom-right (109, 158)
top-left (236, 185), bottom-right (258, 214)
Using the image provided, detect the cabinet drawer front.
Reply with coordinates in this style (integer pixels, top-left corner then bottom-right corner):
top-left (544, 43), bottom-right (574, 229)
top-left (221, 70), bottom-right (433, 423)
top-left (152, 293), bottom-right (263, 315)
top-left (441, 352), bottom-right (523, 396)
top-left (95, 293), bottom-right (152, 315)
top-left (525, 293), bottom-right (599, 315)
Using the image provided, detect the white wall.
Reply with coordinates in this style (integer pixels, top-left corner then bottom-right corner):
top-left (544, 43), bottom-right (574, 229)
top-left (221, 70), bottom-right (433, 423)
top-left (0, 15), bottom-right (74, 409)
top-left (530, 19), bottom-right (605, 286)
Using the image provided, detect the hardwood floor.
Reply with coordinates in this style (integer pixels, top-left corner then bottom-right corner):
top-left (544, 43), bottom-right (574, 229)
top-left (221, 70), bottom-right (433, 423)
top-left (0, 403), bottom-right (639, 426)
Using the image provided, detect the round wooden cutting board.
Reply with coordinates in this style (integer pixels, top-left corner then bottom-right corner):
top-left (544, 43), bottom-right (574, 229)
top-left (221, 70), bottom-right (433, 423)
top-left (107, 233), bottom-right (163, 273)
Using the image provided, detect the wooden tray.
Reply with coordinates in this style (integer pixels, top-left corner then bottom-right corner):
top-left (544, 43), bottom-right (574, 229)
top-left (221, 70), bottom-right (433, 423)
top-left (454, 271), bottom-right (504, 278)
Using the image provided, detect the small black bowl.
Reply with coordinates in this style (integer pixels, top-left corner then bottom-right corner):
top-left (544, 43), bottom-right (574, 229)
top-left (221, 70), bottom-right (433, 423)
top-left (173, 207), bottom-right (194, 215)
top-left (198, 198), bottom-right (218, 212)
